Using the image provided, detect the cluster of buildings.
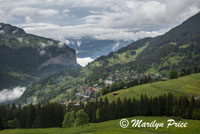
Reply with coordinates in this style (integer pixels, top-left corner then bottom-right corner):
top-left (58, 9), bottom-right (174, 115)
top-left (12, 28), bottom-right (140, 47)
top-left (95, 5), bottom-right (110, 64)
top-left (59, 70), bottom-right (165, 106)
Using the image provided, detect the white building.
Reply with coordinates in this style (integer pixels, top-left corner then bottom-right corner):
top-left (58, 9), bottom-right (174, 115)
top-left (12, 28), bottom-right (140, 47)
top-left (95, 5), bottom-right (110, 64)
top-left (104, 80), bottom-right (113, 86)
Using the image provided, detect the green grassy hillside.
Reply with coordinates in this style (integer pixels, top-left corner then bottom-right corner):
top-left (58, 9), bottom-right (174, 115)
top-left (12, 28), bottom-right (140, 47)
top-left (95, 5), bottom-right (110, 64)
top-left (1, 116), bottom-right (200, 134)
top-left (102, 73), bottom-right (200, 102)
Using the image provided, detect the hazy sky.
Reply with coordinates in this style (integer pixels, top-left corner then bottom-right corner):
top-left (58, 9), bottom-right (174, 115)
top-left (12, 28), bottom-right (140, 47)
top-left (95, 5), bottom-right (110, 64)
top-left (0, 0), bottom-right (200, 42)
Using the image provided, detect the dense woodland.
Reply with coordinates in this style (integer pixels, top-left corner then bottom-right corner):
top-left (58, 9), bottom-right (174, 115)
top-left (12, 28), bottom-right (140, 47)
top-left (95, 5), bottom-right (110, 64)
top-left (1, 93), bottom-right (200, 130)
top-left (84, 94), bottom-right (200, 123)
top-left (0, 103), bottom-right (66, 129)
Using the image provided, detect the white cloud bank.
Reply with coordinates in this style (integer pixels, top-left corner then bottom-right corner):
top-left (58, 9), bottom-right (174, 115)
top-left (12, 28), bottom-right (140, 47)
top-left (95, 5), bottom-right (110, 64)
top-left (77, 57), bottom-right (94, 67)
top-left (0, 86), bottom-right (26, 103)
top-left (0, 0), bottom-right (199, 41)
top-left (38, 9), bottom-right (59, 16)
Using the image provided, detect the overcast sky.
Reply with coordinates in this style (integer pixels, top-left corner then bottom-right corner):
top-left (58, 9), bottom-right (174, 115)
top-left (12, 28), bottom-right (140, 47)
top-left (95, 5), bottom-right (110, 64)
top-left (0, 0), bottom-right (200, 42)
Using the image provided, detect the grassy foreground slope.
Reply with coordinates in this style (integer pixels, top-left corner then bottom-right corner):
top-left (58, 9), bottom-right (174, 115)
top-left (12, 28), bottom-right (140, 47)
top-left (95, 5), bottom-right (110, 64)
top-left (0, 116), bottom-right (200, 134)
top-left (102, 73), bottom-right (200, 102)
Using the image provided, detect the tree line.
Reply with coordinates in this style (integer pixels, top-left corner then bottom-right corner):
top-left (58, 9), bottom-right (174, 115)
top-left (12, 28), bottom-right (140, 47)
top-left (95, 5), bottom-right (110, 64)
top-left (0, 103), bottom-right (66, 129)
top-left (169, 65), bottom-right (200, 79)
top-left (84, 93), bottom-right (200, 123)
top-left (1, 93), bottom-right (200, 130)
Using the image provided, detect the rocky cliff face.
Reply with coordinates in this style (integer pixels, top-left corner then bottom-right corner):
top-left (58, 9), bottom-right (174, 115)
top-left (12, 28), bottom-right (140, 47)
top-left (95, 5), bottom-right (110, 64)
top-left (39, 53), bottom-right (77, 70)
top-left (0, 23), bottom-right (80, 92)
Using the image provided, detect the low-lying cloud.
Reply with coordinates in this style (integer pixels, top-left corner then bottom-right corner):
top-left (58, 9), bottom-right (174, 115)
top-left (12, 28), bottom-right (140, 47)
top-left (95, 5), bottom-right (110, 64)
top-left (0, 86), bottom-right (26, 103)
top-left (77, 57), bottom-right (94, 67)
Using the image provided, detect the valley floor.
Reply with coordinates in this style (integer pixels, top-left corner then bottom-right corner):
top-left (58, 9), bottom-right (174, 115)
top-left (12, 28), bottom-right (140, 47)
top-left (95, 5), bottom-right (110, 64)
top-left (0, 116), bottom-right (200, 134)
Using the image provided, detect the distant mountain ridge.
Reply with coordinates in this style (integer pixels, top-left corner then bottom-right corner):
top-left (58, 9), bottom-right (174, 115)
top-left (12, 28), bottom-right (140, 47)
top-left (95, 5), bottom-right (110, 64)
top-left (0, 23), bottom-right (80, 92)
top-left (66, 36), bottom-right (132, 59)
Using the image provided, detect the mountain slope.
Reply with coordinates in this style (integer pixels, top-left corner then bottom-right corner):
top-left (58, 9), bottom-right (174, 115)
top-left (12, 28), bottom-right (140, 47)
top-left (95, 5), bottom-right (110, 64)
top-left (0, 23), bottom-right (80, 92)
top-left (85, 12), bottom-right (200, 83)
top-left (18, 12), bottom-right (200, 104)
